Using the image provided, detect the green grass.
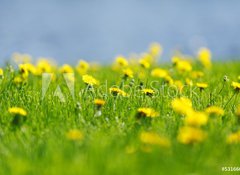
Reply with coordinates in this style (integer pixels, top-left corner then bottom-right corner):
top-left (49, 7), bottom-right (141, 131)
top-left (0, 61), bottom-right (240, 175)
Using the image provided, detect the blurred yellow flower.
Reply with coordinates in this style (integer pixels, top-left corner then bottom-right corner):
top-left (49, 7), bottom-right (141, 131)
top-left (176, 60), bottom-right (192, 72)
top-left (198, 47), bottom-right (212, 68)
top-left (171, 97), bottom-right (193, 115)
top-left (115, 56), bottom-right (128, 67)
top-left (19, 64), bottom-right (29, 79)
top-left (149, 42), bottom-right (162, 58)
top-left (94, 99), bottom-right (106, 107)
top-left (174, 80), bottom-right (184, 92)
top-left (140, 131), bottom-right (170, 148)
top-left (66, 129), bottom-right (84, 141)
top-left (142, 88), bottom-right (154, 97)
top-left (185, 111), bottom-right (208, 127)
top-left (191, 71), bottom-right (204, 79)
top-left (82, 75), bottom-right (99, 86)
top-left (76, 60), bottom-right (89, 75)
top-left (123, 68), bottom-right (134, 78)
top-left (139, 58), bottom-right (150, 69)
top-left (110, 87), bottom-right (128, 97)
top-left (0, 68), bottom-right (3, 77)
top-left (8, 107), bottom-right (27, 116)
top-left (178, 126), bottom-right (206, 144)
top-left (12, 53), bottom-right (32, 63)
top-left (59, 64), bottom-right (74, 73)
top-left (185, 78), bottom-right (193, 86)
top-left (196, 83), bottom-right (208, 90)
top-left (36, 59), bottom-right (53, 74)
top-left (231, 81), bottom-right (240, 91)
top-left (163, 75), bottom-right (174, 85)
top-left (151, 68), bottom-right (168, 78)
top-left (13, 76), bottom-right (24, 84)
top-left (227, 131), bottom-right (240, 144)
top-left (205, 106), bottom-right (224, 116)
top-left (137, 108), bottom-right (159, 118)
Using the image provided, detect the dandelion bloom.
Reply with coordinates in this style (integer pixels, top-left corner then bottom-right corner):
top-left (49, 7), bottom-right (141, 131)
top-left (76, 60), bottom-right (89, 75)
top-left (185, 111), bottom-right (208, 127)
top-left (142, 89), bottom-right (154, 97)
top-left (66, 129), bottom-right (84, 141)
top-left (163, 75), bottom-right (174, 85)
top-left (176, 60), bottom-right (192, 72)
top-left (231, 81), bottom-right (240, 91)
top-left (109, 87), bottom-right (128, 97)
top-left (173, 80), bottom-right (184, 92)
top-left (196, 83), bottom-right (208, 90)
top-left (171, 97), bottom-right (192, 115)
top-left (94, 99), bottom-right (106, 108)
top-left (149, 42), bottom-right (162, 57)
top-left (8, 107), bottom-right (27, 116)
top-left (205, 106), bottom-right (224, 116)
top-left (0, 68), bottom-right (3, 77)
top-left (151, 68), bottom-right (168, 78)
top-left (139, 58), bottom-right (150, 69)
top-left (59, 64), bottom-right (74, 73)
top-left (198, 47), bottom-right (212, 68)
top-left (140, 131), bottom-right (170, 148)
top-left (115, 56), bottom-right (128, 67)
top-left (19, 64), bottom-right (29, 79)
top-left (178, 126), bottom-right (206, 144)
top-left (123, 68), bottom-right (134, 78)
top-left (82, 75), bottom-right (99, 86)
top-left (185, 78), bottom-right (193, 86)
top-left (191, 71), bottom-right (204, 79)
top-left (137, 108), bottom-right (159, 118)
top-left (36, 58), bottom-right (53, 74)
top-left (227, 131), bottom-right (240, 144)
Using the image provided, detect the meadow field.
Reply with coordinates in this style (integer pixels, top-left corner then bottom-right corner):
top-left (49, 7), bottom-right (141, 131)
top-left (0, 44), bottom-right (240, 175)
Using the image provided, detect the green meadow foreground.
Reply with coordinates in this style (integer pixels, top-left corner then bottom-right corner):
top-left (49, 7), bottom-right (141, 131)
top-left (0, 46), bottom-right (240, 175)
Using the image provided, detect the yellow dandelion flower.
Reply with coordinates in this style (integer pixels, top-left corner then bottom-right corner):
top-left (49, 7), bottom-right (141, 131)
top-left (185, 111), bottom-right (208, 127)
top-left (59, 64), bottom-right (74, 73)
top-left (163, 75), bottom-right (174, 85)
top-left (149, 42), bottom-right (162, 58)
top-left (82, 74), bottom-right (99, 86)
top-left (13, 76), bottom-right (24, 84)
top-left (198, 47), bottom-right (212, 68)
top-left (171, 56), bottom-right (181, 65)
top-left (185, 78), bottom-right (193, 86)
top-left (140, 131), bottom-right (170, 148)
top-left (94, 99), bottom-right (106, 107)
top-left (205, 106), bottom-right (224, 116)
top-left (139, 58), bottom-right (150, 69)
top-left (66, 129), bottom-right (84, 141)
top-left (36, 59), bottom-right (53, 74)
top-left (231, 81), bottom-right (240, 91)
top-left (109, 87), bottom-right (128, 97)
top-left (176, 60), bottom-right (192, 72)
top-left (19, 64), bottom-right (29, 79)
top-left (8, 107), bottom-right (27, 116)
top-left (151, 68), bottom-right (168, 78)
top-left (12, 53), bottom-right (32, 63)
top-left (227, 131), bottom-right (240, 144)
top-left (0, 68), bottom-right (3, 76)
top-left (191, 71), bottom-right (204, 79)
top-left (115, 56), bottom-right (128, 67)
top-left (76, 60), bottom-right (89, 74)
top-left (196, 83), bottom-right (208, 90)
top-left (178, 126), bottom-right (206, 144)
top-left (174, 80), bottom-right (184, 92)
top-left (171, 97), bottom-right (193, 115)
top-left (137, 108), bottom-right (159, 118)
top-left (142, 88), bottom-right (154, 97)
top-left (123, 68), bottom-right (134, 78)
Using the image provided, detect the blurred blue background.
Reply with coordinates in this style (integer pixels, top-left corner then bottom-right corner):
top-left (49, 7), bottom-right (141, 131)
top-left (0, 0), bottom-right (240, 64)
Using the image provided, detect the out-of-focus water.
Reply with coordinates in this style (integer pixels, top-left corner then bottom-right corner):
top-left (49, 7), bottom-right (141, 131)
top-left (0, 0), bottom-right (240, 64)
